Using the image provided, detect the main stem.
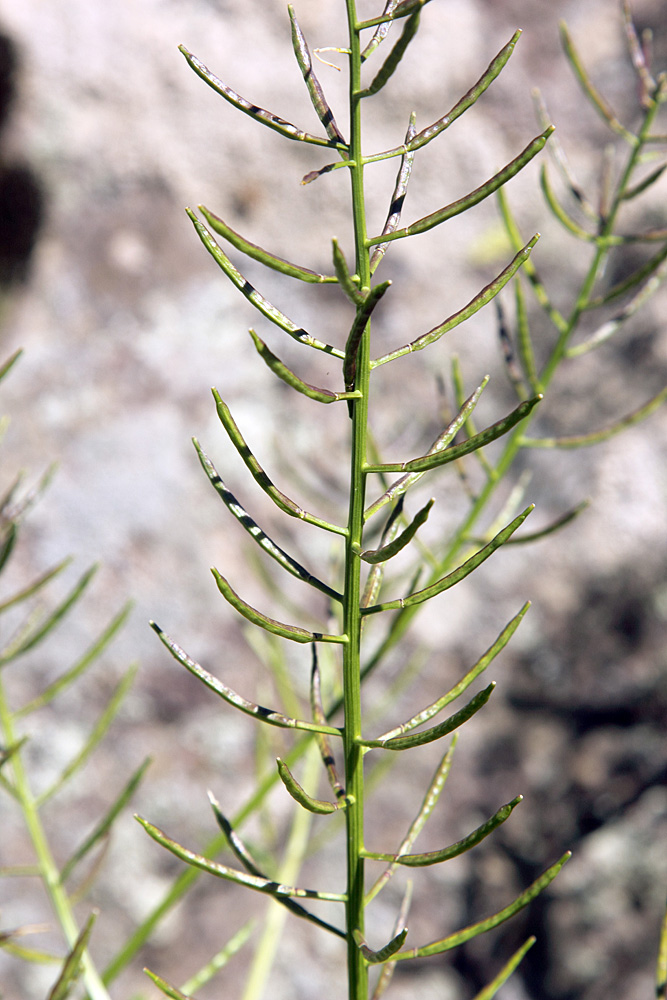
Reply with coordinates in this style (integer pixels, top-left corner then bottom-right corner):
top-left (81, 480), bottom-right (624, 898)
top-left (343, 3), bottom-right (370, 998)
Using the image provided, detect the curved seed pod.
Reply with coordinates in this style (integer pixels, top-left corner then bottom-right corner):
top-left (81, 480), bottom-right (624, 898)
top-left (288, 6), bottom-right (346, 145)
top-left (361, 498), bottom-right (434, 564)
top-left (276, 758), bottom-right (345, 814)
top-left (568, 263), bottom-right (667, 356)
top-left (521, 386), bottom-right (667, 448)
top-left (499, 501), bottom-right (589, 544)
top-left (187, 210), bottom-right (344, 357)
top-left (388, 0), bottom-right (431, 17)
top-left (364, 379), bottom-right (489, 521)
top-left (1, 463), bottom-right (56, 526)
top-left (367, 128), bottom-right (554, 246)
top-left (497, 187), bottom-right (568, 335)
top-left (365, 795), bottom-right (522, 865)
top-left (372, 237), bottom-right (539, 366)
top-left (48, 912), bottom-right (97, 1000)
top-left (344, 280), bottom-right (392, 390)
top-left (406, 30), bottom-right (522, 151)
top-left (559, 25), bottom-right (634, 142)
top-left (362, 507), bottom-right (534, 615)
top-left (0, 348), bottom-right (22, 383)
top-left (212, 569), bottom-right (347, 644)
top-left (0, 522), bottom-right (17, 575)
top-left (358, 12), bottom-right (421, 99)
top-left (360, 0), bottom-right (401, 61)
top-left (496, 299), bottom-right (526, 398)
top-left (60, 758), bottom-right (151, 883)
top-left (390, 853), bottom-right (571, 960)
top-left (248, 329), bottom-right (359, 405)
top-left (194, 439), bottom-right (343, 601)
top-left (199, 206), bottom-right (336, 283)
top-left (311, 646), bottom-right (346, 800)
top-left (16, 602), bottom-right (132, 717)
top-left (0, 563), bottom-right (94, 661)
top-left (208, 793), bottom-right (265, 876)
top-left (361, 684), bottom-right (495, 751)
top-left (470, 937), bottom-right (536, 1000)
top-left (144, 969), bottom-right (195, 1000)
top-left (371, 114), bottom-right (417, 274)
top-left (0, 471), bottom-right (24, 518)
top-left (361, 499), bottom-right (405, 609)
top-left (213, 390), bottom-right (347, 536)
top-left (353, 927), bottom-right (408, 964)
top-left (36, 665), bottom-right (137, 808)
top-left (622, 163), bottom-right (667, 200)
top-left (362, 30), bottom-right (522, 169)
top-left (515, 276), bottom-right (540, 393)
top-left (367, 398), bottom-right (542, 475)
top-left (623, 2), bottom-right (656, 107)
top-left (533, 88), bottom-right (596, 220)
top-left (378, 603), bottom-right (529, 741)
top-left (301, 159), bottom-right (351, 186)
top-left (450, 357), bottom-right (494, 480)
top-left (179, 46), bottom-right (345, 150)
top-left (150, 622), bottom-right (343, 736)
top-left (540, 166), bottom-right (594, 240)
top-left (584, 239), bottom-right (667, 310)
top-left (366, 740), bottom-right (457, 906)
top-left (208, 792), bottom-right (346, 939)
top-left (136, 816), bottom-right (347, 902)
top-left (369, 883), bottom-right (413, 998)
top-left (332, 238), bottom-right (365, 304)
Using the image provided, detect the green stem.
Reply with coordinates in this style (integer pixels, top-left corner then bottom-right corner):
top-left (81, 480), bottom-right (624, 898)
top-left (343, 4), bottom-right (371, 998)
top-left (0, 681), bottom-right (111, 1000)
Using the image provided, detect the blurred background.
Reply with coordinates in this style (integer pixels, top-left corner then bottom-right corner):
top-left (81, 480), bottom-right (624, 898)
top-left (0, 0), bottom-right (666, 998)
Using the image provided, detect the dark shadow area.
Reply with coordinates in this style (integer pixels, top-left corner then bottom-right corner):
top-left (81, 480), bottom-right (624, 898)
top-left (0, 29), bottom-right (45, 287)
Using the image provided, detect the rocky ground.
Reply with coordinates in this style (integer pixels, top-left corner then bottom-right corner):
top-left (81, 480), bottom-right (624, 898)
top-left (0, 1), bottom-right (666, 999)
